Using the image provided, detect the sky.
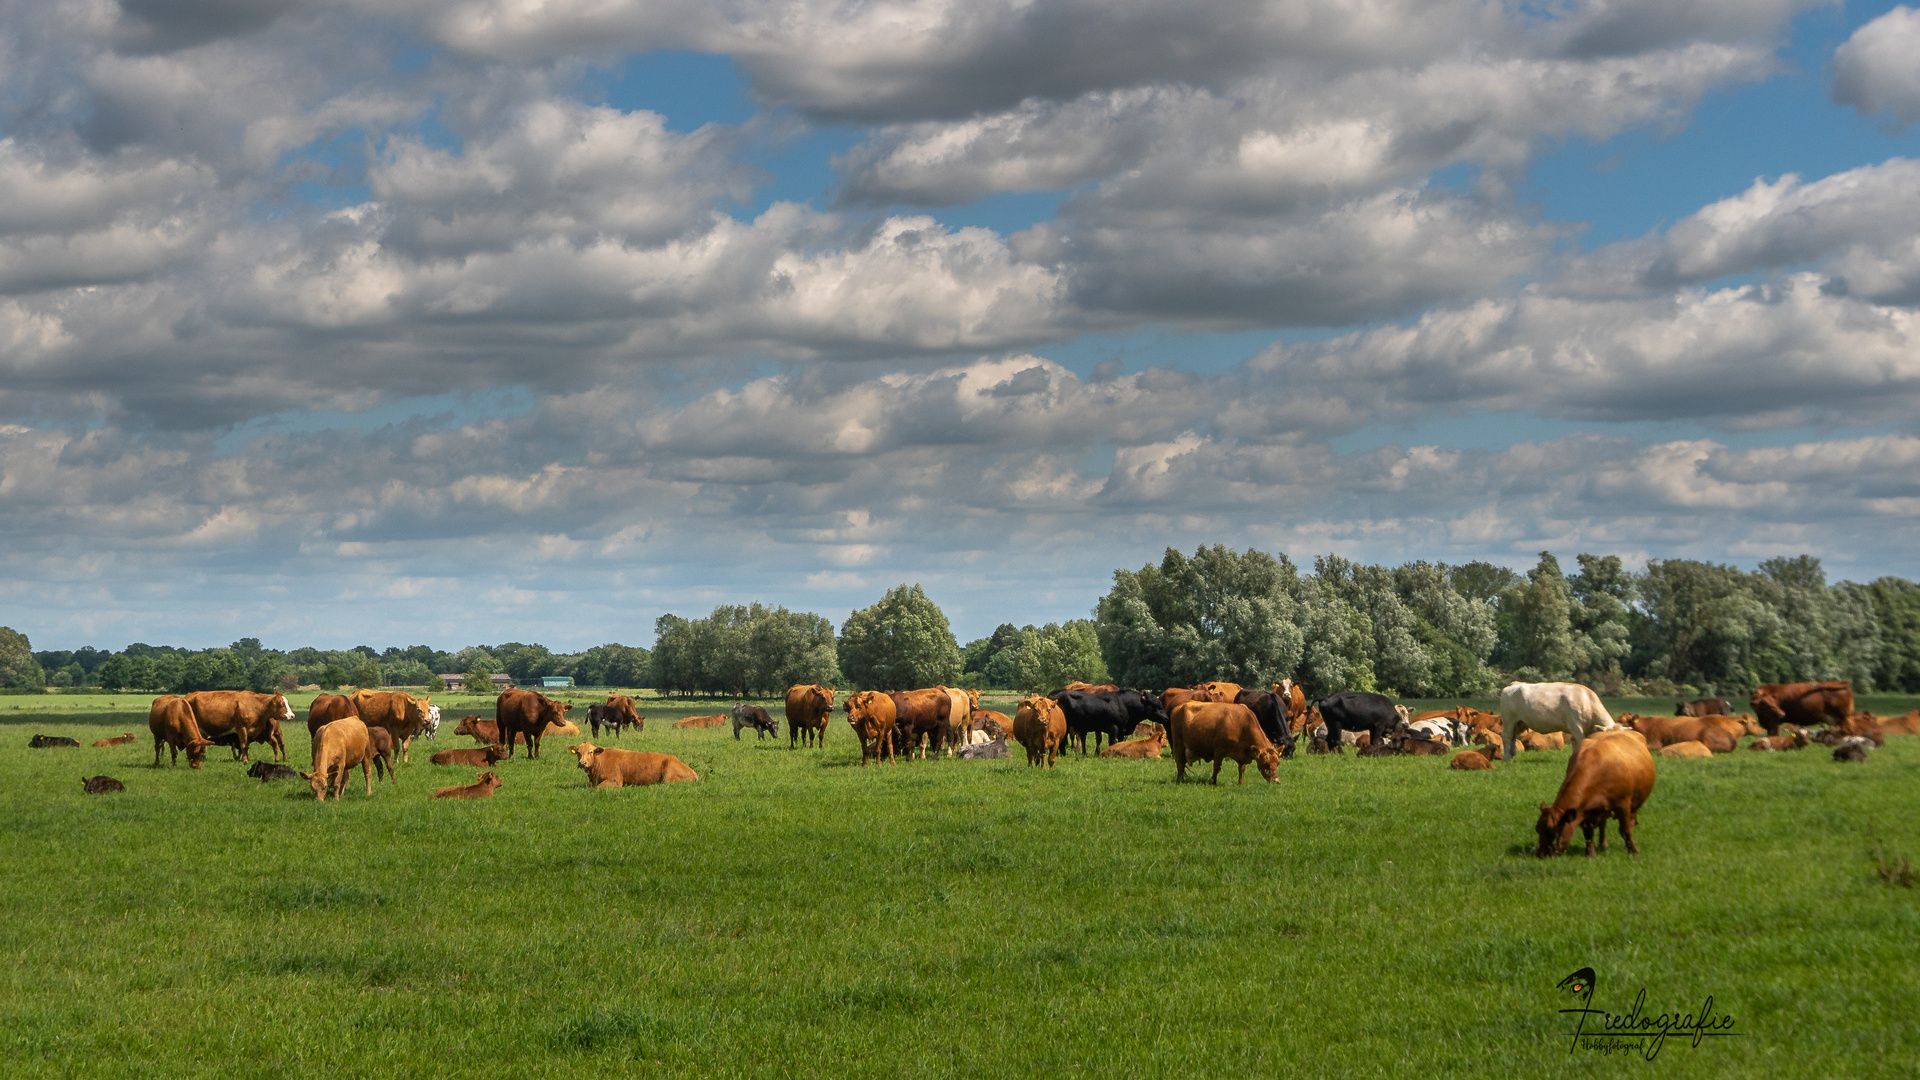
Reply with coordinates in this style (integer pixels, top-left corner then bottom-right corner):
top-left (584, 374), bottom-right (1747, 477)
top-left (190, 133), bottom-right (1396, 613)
top-left (5, 0), bottom-right (1920, 653)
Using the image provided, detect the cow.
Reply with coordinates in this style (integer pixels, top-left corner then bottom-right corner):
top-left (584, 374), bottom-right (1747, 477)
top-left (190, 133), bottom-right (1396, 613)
top-left (1398, 735), bottom-right (1451, 757)
top-left (1749, 728), bottom-right (1810, 751)
top-left (1749, 682), bottom-right (1852, 735)
top-left (1062, 681), bottom-right (1119, 693)
top-left (958, 735), bottom-right (1010, 759)
top-left (586, 704), bottom-right (620, 740)
top-left (544, 719), bottom-right (580, 736)
top-left (149, 696), bottom-right (214, 768)
top-left (1161, 687), bottom-right (1205, 715)
top-left (1658, 741), bottom-right (1714, 758)
top-left (301, 717), bottom-right (374, 801)
top-left (1270, 680), bottom-right (1310, 734)
top-left (307, 694), bottom-right (360, 735)
top-left (567, 743), bottom-right (698, 787)
top-left (420, 704), bottom-right (441, 740)
top-left (672, 713), bottom-right (728, 729)
top-left (1013, 695), bottom-right (1069, 768)
top-left (1234, 689), bottom-right (1298, 756)
top-left (431, 744), bottom-right (507, 767)
top-left (888, 689), bottom-right (952, 760)
top-left (1499, 682), bottom-right (1617, 763)
top-left (454, 715), bottom-right (499, 744)
top-left (785, 684), bottom-right (835, 748)
top-left (938, 687), bottom-right (972, 754)
top-left (1449, 750), bottom-right (1493, 771)
top-left (29, 734), bottom-right (80, 748)
top-left (1199, 681), bottom-right (1243, 703)
top-left (1316, 691), bottom-right (1402, 753)
top-left (1168, 701), bottom-right (1281, 785)
top-left (185, 690), bottom-right (293, 764)
top-left (1878, 710), bottom-right (1920, 736)
top-left (972, 710), bottom-right (1012, 739)
top-left (1357, 737), bottom-right (1400, 757)
top-left (844, 691), bottom-right (898, 766)
top-left (1833, 738), bottom-right (1871, 762)
top-left (1517, 730), bottom-right (1568, 752)
top-left (730, 704), bottom-right (777, 740)
top-left (366, 726), bottom-right (398, 782)
top-left (1627, 715), bottom-right (1738, 754)
top-left (1534, 729), bottom-right (1655, 857)
top-left (1473, 730), bottom-right (1504, 759)
top-left (606, 694), bottom-right (645, 734)
top-left (1837, 712), bottom-right (1887, 743)
top-left (248, 760), bottom-right (301, 781)
top-left (588, 699), bottom-right (644, 740)
top-left (496, 688), bottom-right (569, 759)
top-left (1052, 689), bottom-right (1170, 756)
top-left (1404, 709), bottom-right (1473, 748)
top-left (1100, 727), bottom-right (1167, 759)
top-left (1676, 697), bottom-right (1733, 717)
top-left (81, 775), bottom-right (125, 793)
top-left (432, 771), bottom-right (503, 799)
top-left (91, 733), bottom-right (137, 747)
top-left (351, 689), bottom-right (435, 762)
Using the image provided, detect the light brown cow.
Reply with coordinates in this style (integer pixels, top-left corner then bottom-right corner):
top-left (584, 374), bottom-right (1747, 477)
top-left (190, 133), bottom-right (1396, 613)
top-left (1749, 682), bottom-right (1852, 735)
top-left (938, 686), bottom-right (973, 755)
top-left (431, 744), bottom-right (507, 767)
top-left (1517, 730), bottom-right (1567, 752)
top-left (92, 732), bottom-right (137, 747)
top-left (1629, 715), bottom-right (1738, 754)
top-left (149, 696), bottom-right (214, 768)
top-left (306, 694), bottom-right (359, 736)
top-left (784, 684), bottom-right (835, 748)
top-left (567, 742), bottom-right (699, 787)
top-left (1100, 728), bottom-right (1166, 759)
top-left (350, 689), bottom-right (434, 762)
top-left (844, 691), bottom-right (898, 766)
top-left (1449, 750), bottom-right (1494, 770)
top-left (1658, 741), bottom-right (1714, 758)
top-left (543, 719), bottom-right (580, 736)
top-left (672, 713), bottom-right (729, 729)
top-left (1535, 730), bottom-right (1655, 857)
top-left (1878, 710), bottom-right (1920, 736)
top-left (1168, 701), bottom-right (1280, 785)
top-left (185, 690), bottom-right (293, 763)
top-left (1062, 682), bottom-right (1119, 694)
top-left (1161, 687), bottom-right (1204, 715)
top-left (606, 694), bottom-right (645, 734)
top-left (432, 771), bottom-right (502, 799)
top-left (1748, 728), bottom-right (1809, 751)
top-left (1199, 681), bottom-right (1243, 703)
top-left (1473, 730), bottom-right (1505, 759)
top-left (1013, 694), bottom-right (1069, 769)
top-left (301, 717), bottom-right (374, 801)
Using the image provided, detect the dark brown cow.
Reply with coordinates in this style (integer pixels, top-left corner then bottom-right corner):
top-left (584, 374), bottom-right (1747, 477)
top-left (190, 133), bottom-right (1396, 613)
top-left (186, 691), bottom-right (293, 763)
top-left (365, 726), bottom-right (399, 782)
top-left (888, 689), bottom-right (952, 759)
top-left (1629, 715), bottom-right (1739, 754)
top-left (1749, 682), bottom-right (1852, 735)
top-left (784, 684), bottom-right (835, 748)
top-left (844, 690), bottom-right (897, 766)
top-left (350, 689), bottom-right (434, 763)
top-left (306, 694), bottom-right (359, 735)
top-left (1535, 730), bottom-right (1656, 857)
top-left (149, 695), bottom-right (214, 768)
top-left (1168, 701), bottom-right (1280, 784)
top-left (496, 689), bottom-right (569, 759)
top-left (1676, 697), bottom-right (1733, 717)
top-left (431, 744), bottom-right (507, 767)
top-left (453, 715), bottom-right (502, 745)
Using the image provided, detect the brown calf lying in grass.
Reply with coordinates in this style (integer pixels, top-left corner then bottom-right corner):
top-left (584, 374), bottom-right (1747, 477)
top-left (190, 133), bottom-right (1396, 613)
top-left (673, 713), bottom-right (729, 729)
top-left (1517, 729), bottom-right (1566, 752)
top-left (92, 733), bottom-right (137, 747)
top-left (431, 744), bottom-right (506, 767)
top-left (1101, 728), bottom-right (1166, 758)
top-left (432, 771), bottom-right (502, 798)
top-left (1449, 750), bottom-right (1493, 770)
top-left (1749, 728), bottom-right (1810, 751)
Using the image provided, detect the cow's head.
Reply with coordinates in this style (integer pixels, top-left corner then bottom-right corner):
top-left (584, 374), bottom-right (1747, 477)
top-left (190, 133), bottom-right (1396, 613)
top-left (1534, 803), bottom-right (1577, 857)
top-left (568, 742), bottom-right (599, 769)
top-left (272, 695), bottom-right (294, 722)
top-left (482, 744), bottom-right (507, 764)
top-left (299, 769), bottom-right (328, 800)
top-left (1255, 745), bottom-right (1282, 781)
top-left (185, 737), bottom-right (214, 768)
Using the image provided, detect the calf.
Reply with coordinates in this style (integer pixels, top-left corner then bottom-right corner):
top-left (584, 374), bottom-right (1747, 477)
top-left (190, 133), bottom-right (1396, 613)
top-left (432, 771), bottom-right (503, 799)
top-left (30, 734), bottom-right (81, 748)
top-left (91, 732), bottom-right (138, 747)
top-left (366, 726), bottom-right (398, 782)
top-left (731, 703), bottom-right (778, 740)
top-left (1658, 741), bottom-right (1713, 758)
top-left (672, 713), bottom-right (729, 729)
top-left (1100, 728), bottom-right (1167, 759)
top-left (248, 761), bottom-right (301, 781)
top-left (81, 775), bottom-right (125, 794)
top-left (957, 736), bottom-right (1009, 760)
top-left (301, 718), bottom-right (374, 801)
top-left (1833, 737), bottom-right (1872, 762)
top-left (1472, 730), bottom-right (1505, 759)
top-left (566, 743), bottom-right (698, 787)
top-left (1357, 738), bottom-right (1399, 757)
top-left (1535, 730), bottom-right (1655, 857)
top-left (1168, 701), bottom-right (1281, 785)
top-left (1749, 728), bottom-right (1809, 752)
top-left (431, 744), bottom-right (507, 767)
top-left (1449, 751), bottom-right (1493, 771)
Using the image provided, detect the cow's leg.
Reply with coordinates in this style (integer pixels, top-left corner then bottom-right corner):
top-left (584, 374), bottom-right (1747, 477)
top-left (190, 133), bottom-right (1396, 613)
top-left (1237, 760), bottom-right (1247, 785)
top-left (1210, 755), bottom-right (1224, 785)
top-left (401, 736), bottom-right (412, 764)
top-left (1594, 813), bottom-right (1609, 853)
top-left (362, 760), bottom-right (372, 796)
top-left (1619, 807), bottom-right (1640, 855)
top-left (154, 737), bottom-right (164, 768)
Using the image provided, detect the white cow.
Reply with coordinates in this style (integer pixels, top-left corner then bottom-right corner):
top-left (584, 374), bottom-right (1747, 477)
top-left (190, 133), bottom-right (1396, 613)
top-left (1402, 715), bottom-right (1472, 747)
top-left (421, 704), bottom-right (442, 740)
top-left (938, 686), bottom-right (972, 756)
top-left (1499, 682), bottom-right (1616, 762)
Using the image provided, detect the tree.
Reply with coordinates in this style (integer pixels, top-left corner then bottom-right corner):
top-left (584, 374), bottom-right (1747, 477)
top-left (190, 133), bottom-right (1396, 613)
top-left (1096, 546), bottom-right (1307, 692)
top-left (461, 654), bottom-right (498, 696)
top-left (988, 621), bottom-right (1109, 694)
top-left (1865, 578), bottom-right (1920, 691)
top-left (1500, 553), bottom-right (1576, 680)
top-left (962, 624), bottom-right (1025, 686)
top-left (0, 627), bottom-right (39, 689)
top-left (649, 616), bottom-right (697, 696)
top-left (1567, 554), bottom-right (1635, 685)
top-left (248, 656), bottom-right (287, 694)
top-left (349, 658), bottom-right (383, 689)
top-left (317, 664), bottom-right (349, 691)
top-left (838, 584), bottom-right (963, 691)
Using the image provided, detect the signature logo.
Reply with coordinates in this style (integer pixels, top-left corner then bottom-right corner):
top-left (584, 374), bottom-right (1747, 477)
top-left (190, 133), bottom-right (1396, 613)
top-left (1557, 967), bottom-right (1740, 1060)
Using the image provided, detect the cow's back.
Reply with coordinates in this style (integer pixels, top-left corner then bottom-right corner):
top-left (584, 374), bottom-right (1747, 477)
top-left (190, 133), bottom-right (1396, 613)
top-left (308, 693), bottom-right (359, 734)
top-left (314, 717), bottom-right (372, 766)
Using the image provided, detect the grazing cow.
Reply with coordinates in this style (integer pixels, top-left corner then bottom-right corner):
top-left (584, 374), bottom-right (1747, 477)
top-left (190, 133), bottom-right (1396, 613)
top-left (1749, 682), bottom-right (1852, 735)
top-left (81, 775), bottom-right (125, 793)
top-left (958, 735), bottom-right (1009, 759)
top-left (1499, 682), bottom-right (1617, 763)
top-left (731, 704), bottom-right (778, 740)
top-left (1234, 689), bottom-right (1298, 757)
top-left (1833, 738), bottom-right (1871, 763)
top-left (1449, 750), bottom-right (1493, 771)
top-left (366, 726), bottom-right (398, 782)
top-left (588, 698), bottom-right (644, 740)
top-left (1629, 715), bottom-right (1737, 754)
top-left (351, 689), bottom-right (435, 762)
top-left (306, 694), bottom-right (360, 736)
top-left (430, 744), bottom-right (507, 767)
top-left (149, 696), bottom-right (214, 768)
top-left (938, 687), bottom-right (973, 754)
top-left (1270, 680), bottom-right (1310, 734)
top-left (888, 689), bottom-right (952, 760)
top-left (496, 688), bottom-right (569, 759)
top-left (672, 713), bottom-right (728, 729)
top-left (1053, 689), bottom-right (1170, 756)
top-left (606, 695), bottom-right (645, 734)
top-left (1168, 701), bottom-right (1281, 785)
top-left (1316, 691), bottom-right (1402, 753)
top-left (1658, 741), bottom-right (1714, 758)
top-left (844, 691), bottom-right (898, 767)
top-left (972, 710), bottom-right (1012, 739)
top-left (301, 718), bottom-right (374, 801)
top-left (1749, 728), bottom-right (1809, 751)
top-left (29, 734), bottom-right (80, 748)
top-left (1676, 697), bottom-right (1733, 718)
top-left (1534, 730), bottom-right (1655, 857)
top-left (1012, 695), bottom-right (1069, 768)
top-left (186, 690), bottom-right (293, 764)
top-left (91, 732), bottom-right (137, 747)
top-left (784, 684), bottom-right (835, 748)
top-left (567, 743), bottom-right (698, 787)
top-left (248, 761), bottom-right (300, 781)
top-left (432, 771), bottom-right (503, 799)
top-left (1101, 727), bottom-right (1167, 759)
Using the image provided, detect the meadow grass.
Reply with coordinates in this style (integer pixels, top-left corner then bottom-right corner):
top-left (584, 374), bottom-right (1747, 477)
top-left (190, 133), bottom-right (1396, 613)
top-left (2, 694), bottom-right (1916, 1078)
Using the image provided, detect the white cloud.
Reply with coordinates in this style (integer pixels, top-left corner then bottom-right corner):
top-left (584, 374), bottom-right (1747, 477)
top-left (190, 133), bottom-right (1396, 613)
top-left (1832, 5), bottom-right (1920, 124)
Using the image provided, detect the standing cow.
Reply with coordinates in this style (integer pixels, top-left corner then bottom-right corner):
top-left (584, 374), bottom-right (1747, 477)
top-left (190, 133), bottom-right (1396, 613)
top-left (844, 691), bottom-right (897, 766)
top-left (888, 689), bottom-right (951, 759)
top-left (149, 695), bottom-right (214, 769)
top-left (302, 717), bottom-right (374, 801)
top-left (785, 684), bottom-right (835, 749)
top-left (350, 690), bottom-right (435, 763)
top-left (1749, 682), bottom-right (1852, 736)
top-left (1012, 695), bottom-right (1069, 768)
top-left (731, 703), bottom-right (778, 740)
top-left (1316, 691), bottom-right (1402, 753)
top-left (1052, 689), bottom-right (1170, 755)
top-left (495, 688), bottom-right (569, 759)
top-left (1500, 682), bottom-right (1617, 762)
top-left (185, 690), bottom-right (293, 763)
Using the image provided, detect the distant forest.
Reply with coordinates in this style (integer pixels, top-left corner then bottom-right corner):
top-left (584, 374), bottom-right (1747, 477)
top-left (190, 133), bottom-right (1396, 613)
top-left (5, 548), bottom-right (1917, 700)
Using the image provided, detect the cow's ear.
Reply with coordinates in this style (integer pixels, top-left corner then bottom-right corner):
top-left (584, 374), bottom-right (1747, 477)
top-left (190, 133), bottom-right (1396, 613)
top-left (1537, 801), bottom-right (1550, 811)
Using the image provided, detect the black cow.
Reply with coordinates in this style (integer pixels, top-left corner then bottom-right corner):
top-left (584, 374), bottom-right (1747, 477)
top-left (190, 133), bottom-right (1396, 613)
top-left (1050, 690), bottom-right (1169, 755)
top-left (29, 734), bottom-right (80, 748)
top-left (81, 775), bottom-right (125, 794)
top-left (587, 703), bottom-right (630, 740)
top-left (731, 704), bottom-right (778, 741)
top-left (1234, 689), bottom-right (1298, 758)
top-left (247, 760), bottom-right (300, 781)
top-left (1316, 692), bottom-right (1401, 754)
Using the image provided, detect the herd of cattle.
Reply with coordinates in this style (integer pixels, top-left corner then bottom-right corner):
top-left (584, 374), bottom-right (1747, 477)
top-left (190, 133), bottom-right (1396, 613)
top-left (28, 678), bottom-right (1911, 856)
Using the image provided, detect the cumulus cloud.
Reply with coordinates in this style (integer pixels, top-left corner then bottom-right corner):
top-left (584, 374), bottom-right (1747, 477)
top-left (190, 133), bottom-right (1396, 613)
top-left (1832, 5), bottom-right (1920, 124)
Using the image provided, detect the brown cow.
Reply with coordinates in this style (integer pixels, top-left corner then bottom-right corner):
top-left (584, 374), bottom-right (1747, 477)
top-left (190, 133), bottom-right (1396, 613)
top-left (350, 689), bottom-right (434, 762)
top-left (432, 771), bottom-right (503, 799)
top-left (1161, 687), bottom-right (1204, 715)
top-left (495, 688), bottom-right (569, 758)
top-left (454, 715), bottom-right (500, 744)
top-left (149, 695), bottom-right (214, 769)
top-left (544, 719), bottom-right (580, 736)
top-left (1517, 730), bottom-right (1567, 752)
top-left (301, 717), bottom-right (374, 801)
top-left (567, 742), bottom-right (699, 787)
top-left (431, 744), bottom-right (507, 767)
top-left (186, 690), bottom-right (293, 764)
top-left (1878, 710), bottom-right (1920, 736)
top-left (1101, 728), bottom-right (1167, 759)
top-left (91, 732), bottom-right (137, 747)
top-left (1270, 680), bottom-right (1310, 734)
top-left (1473, 729), bottom-right (1505, 759)
top-left (307, 693), bottom-right (359, 735)
top-left (1012, 694), bottom-right (1068, 768)
top-left (1449, 750), bottom-right (1494, 770)
top-left (972, 710), bottom-right (1013, 739)
top-left (1168, 701), bottom-right (1280, 785)
top-left (1749, 682), bottom-right (1852, 735)
top-left (889, 689), bottom-right (951, 759)
top-left (1749, 728), bottom-right (1810, 751)
top-left (1629, 715), bottom-right (1738, 754)
top-left (366, 726), bottom-right (397, 782)
top-left (844, 691), bottom-right (898, 766)
top-left (1199, 681), bottom-right (1243, 703)
top-left (1400, 735), bottom-right (1451, 757)
top-left (672, 713), bottom-right (729, 729)
top-left (785, 684), bottom-right (835, 748)
top-left (606, 694), bottom-right (645, 734)
top-left (1062, 682), bottom-right (1119, 694)
top-left (1659, 741), bottom-right (1714, 758)
top-left (1676, 697), bottom-right (1733, 717)
top-left (1535, 730), bottom-right (1655, 857)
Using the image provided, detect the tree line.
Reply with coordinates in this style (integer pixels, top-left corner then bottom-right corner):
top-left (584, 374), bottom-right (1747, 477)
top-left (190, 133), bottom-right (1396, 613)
top-left (8, 545), bottom-right (1916, 700)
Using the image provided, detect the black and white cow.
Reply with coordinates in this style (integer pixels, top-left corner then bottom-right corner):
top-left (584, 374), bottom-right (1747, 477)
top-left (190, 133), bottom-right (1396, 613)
top-left (1316, 692), bottom-right (1401, 754)
top-left (731, 703), bottom-right (778, 741)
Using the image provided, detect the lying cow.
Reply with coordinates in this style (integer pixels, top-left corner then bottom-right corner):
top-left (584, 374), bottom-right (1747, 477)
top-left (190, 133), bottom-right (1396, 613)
top-left (1535, 730), bottom-right (1655, 857)
top-left (248, 760), bottom-right (301, 781)
top-left (1501, 682), bottom-right (1616, 762)
top-left (1449, 751), bottom-right (1493, 771)
top-left (30, 734), bottom-right (81, 748)
top-left (957, 736), bottom-right (1009, 760)
top-left (672, 713), bottom-right (729, 729)
top-left (431, 744), bottom-right (507, 767)
top-left (91, 732), bottom-right (138, 747)
top-left (1749, 728), bottom-right (1809, 752)
top-left (1629, 714), bottom-right (1739, 754)
top-left (81, 775), bottom-right (125, 794)
top-left (432, 771), bottom-right (503, 799)
top-left (1675, 697), bottom-right (1733, 717)
top-left (731, 703), bottom-right (778, 740)
top-left (567, 742), bottom-right (698, 787)
top-left (1100, 728), bottom-right (1167, 759)
top-left (1833, 737), bottom-right (1872, 763)
top-left (1750, 681), bottom-right (1852, 735)
top-left (1658, 741), bottom-right (1713, 758)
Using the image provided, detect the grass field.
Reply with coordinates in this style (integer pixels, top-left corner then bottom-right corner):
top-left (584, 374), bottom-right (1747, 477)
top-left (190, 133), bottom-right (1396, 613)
top-left (3, 692), bottom-right (1917, 1078)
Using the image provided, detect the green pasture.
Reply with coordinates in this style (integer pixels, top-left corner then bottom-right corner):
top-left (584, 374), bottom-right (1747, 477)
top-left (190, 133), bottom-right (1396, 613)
top-left (2, 694), bottom-right (1916, 1079)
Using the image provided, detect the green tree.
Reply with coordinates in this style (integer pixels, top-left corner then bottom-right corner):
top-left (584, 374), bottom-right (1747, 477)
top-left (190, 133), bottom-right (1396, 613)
top-left (1567, 554), bottom-right (1635, 685)
top-left (1095, 546), bottom-right (1305, 691)
top-left (1500, 552), bottom-right (1577, 680)
top-left (461, 654), bottom-right (498, 696)
top-left (649, 616), bottom-right (697, 696)
top-left (349, 657), bottom-right (383, 689)
top-left (838, 584), bottom-right (964, 691)
top-left (1865, 578), bottom-right (1920, 691)
top-left (317, 664), bottom-right (349, 691)
top-left (0, 627), bottom-right (39, 689)
top-left (248, 656), bottom-right (287, 694)
top-left (989, 621), bottom-right (1110, 694)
